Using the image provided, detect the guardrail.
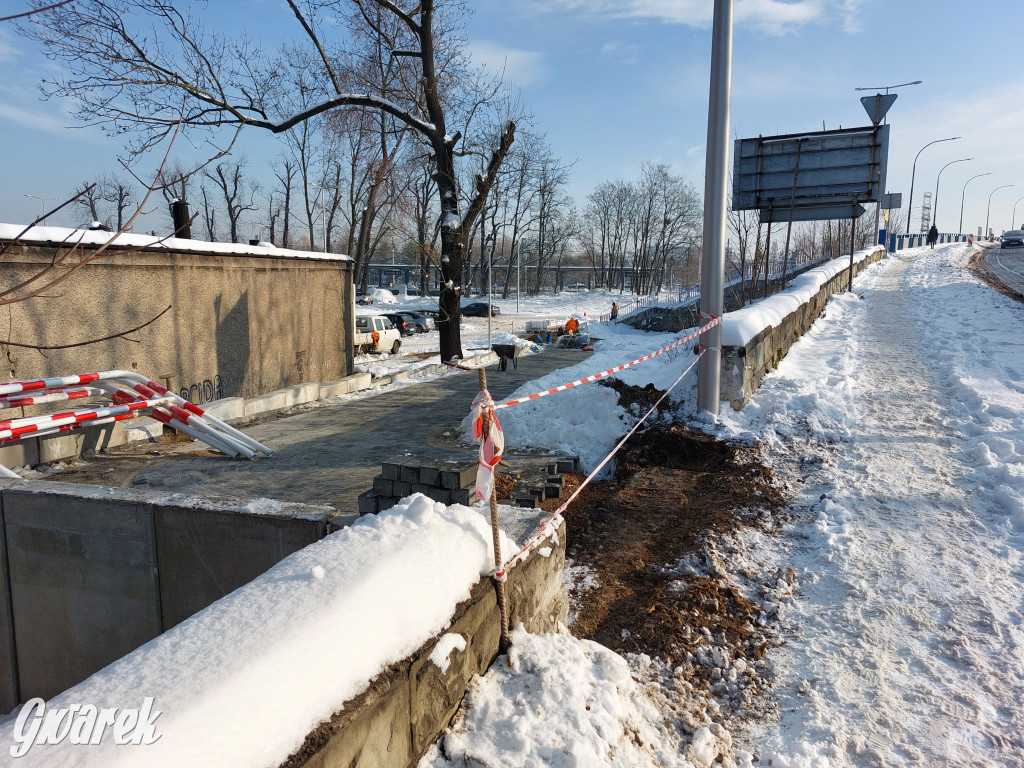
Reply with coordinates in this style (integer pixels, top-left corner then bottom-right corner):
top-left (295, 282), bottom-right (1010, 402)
top-left (887, 232), bottom-right (970, 252)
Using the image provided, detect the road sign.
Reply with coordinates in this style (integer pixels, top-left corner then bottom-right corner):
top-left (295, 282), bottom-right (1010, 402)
top-left (860, 93), bottom-right (898, 126)
top-left (758, 203), bottom-right (866, 223)
top-left (733, 125), bottom-right (889, 215)
top-left (882, 192), bottom-right (902, 209)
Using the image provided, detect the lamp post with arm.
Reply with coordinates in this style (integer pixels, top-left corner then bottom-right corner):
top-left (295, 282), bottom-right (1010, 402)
top-left (1012, 196), bottom-right (1024, 230)
top-left (959, 173), bottom-right (993, 233)
top-left (24, 194), bottom-right (50, 225)
top-left (906, 137), bottom-right (961, 235)
top-left (932, 157), bottom-right (972, 229)
top-left (985, 184), bottom-right (1015, 238)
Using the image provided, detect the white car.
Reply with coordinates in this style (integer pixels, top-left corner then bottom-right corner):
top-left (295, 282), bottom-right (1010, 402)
top-left (354, 315), bottom-right (402, 354)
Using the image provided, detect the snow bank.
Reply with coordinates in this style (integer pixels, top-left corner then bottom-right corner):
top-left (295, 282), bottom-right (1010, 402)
top-left (720, 246), bottom-right (883, 347)
top-left (0, 495), bottom-right (516, 768)
top-left (420, 626), bottom-right (697, 768)
top-left (464, 321), bottom-right (697, 473)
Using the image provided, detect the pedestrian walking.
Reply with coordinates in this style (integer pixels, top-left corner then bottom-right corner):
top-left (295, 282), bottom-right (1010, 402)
top-left (610, 302), bottom-right (618, 321)
top-left (927, 224), bottom-right (939, 249)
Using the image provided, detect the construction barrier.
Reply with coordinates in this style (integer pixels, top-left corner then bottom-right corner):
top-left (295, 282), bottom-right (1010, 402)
top-left (470, 319), bottom-right (718, 584)
top-left (0, 370), bottom-right (272, 475)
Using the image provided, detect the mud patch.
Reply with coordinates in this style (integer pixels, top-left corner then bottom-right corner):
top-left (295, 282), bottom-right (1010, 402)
top-left (561, 418), bottom-right (788, 739)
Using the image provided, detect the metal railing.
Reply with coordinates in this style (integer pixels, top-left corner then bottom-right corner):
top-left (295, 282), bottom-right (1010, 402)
top-left (888, 232), bottom-right (969, 252)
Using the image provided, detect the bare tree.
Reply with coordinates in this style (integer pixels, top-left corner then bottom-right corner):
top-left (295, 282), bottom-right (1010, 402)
top-left (25, 0), bottom-right (516, 361)
top-left (273, 156), bottom-right (298, 249)
top-left (204, 159), bottom-right (260, 243)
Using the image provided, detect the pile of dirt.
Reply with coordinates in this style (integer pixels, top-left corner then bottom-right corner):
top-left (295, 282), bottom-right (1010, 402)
top-left (560, 415), bottom-right (788, 733)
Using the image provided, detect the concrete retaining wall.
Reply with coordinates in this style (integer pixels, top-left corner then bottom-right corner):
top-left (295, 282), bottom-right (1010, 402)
top-left (720, 246), bottom-right (887, 408)
top-left (282, 520), bottom-right (568, 768)
top-left (0, 237), bottom-right (355, 404)
top-left (0, 479), bottom-right (352, 713)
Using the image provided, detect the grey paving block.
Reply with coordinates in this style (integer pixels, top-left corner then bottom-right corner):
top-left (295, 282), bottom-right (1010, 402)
top-left (358, 490), bottom-right (379, 515)
top-left (381, 456), bottom-right (411, 481)
top-left (393, 480), bottom-right (412, 498)
top-left (417, 460), bottom-right (442, 487)
top-left (373, 476), bottom-right (394, 496)
top-left (440, 461), bottom-right (477, 490)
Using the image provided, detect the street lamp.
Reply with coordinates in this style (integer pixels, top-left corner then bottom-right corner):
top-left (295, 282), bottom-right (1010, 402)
top-left (24, 194), bottom-right (50, 225)
top-left (933, 157), bottom-right (972, 229)
top-left (855, 80), bottom-right (922, 94)
top-left (985, 184), bottom-right (1015, 238)
top-left (960, 173), bottom-right (993, 233)
top-left (1012, 196), bottom-right (1024, 230)
top-left (906, 137), bottom-right (961, 235)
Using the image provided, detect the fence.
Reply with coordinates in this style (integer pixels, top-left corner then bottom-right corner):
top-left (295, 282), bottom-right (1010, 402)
top-left (887, 232), bottom-right (970, 252)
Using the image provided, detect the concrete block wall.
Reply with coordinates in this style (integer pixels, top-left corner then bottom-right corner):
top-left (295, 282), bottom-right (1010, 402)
top-left (0, 480), bottom-right (344, 713)
top-left (283, 519), bottom-right (568, 768)
top-left (720, 247), bottom-right (886, 408)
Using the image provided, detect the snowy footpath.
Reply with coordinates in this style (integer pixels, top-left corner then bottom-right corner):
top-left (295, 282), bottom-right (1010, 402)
top-left (717, 243), bottom-right (1024, 766)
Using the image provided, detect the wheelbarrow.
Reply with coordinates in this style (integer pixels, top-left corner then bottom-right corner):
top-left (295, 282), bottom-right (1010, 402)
top-left (493, 344), bottom-right (521, 371)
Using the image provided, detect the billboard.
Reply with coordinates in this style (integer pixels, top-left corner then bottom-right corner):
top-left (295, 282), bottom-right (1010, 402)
top-left (733, 125), bottom-right (889, 222)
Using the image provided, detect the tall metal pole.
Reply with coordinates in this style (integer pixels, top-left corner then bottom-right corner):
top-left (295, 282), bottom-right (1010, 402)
top-left (959, 173), bottom-right (993, 233)
top-left (932, 157), bottom-right (972, 228)
top-left (1012, 196), bottom-right (1024, 229)
top-left (697, 0), bottom-right (733, 417)
top-left (905, 136), bottom-right (960, 235)
top-left (986, 184), bottom-right (1014, 237)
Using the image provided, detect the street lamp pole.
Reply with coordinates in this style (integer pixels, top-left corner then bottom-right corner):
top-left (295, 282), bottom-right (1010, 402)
top-left (959, 173), bottom-right (993, 233)
top-left (1012, 196), bottom-right (1024, 230)
top-left (985, 184), bottom-right (1015, 238)
top-left (933, 157), bottom-right (972, 229)
top-left (854, 80), bottom-right (922, 95)
top-left (906, 136), bottom-right (961, 235)
top-left (697, 0), bottom-right (733, 417)
top-left (24, 194), bottom-right (50, 225)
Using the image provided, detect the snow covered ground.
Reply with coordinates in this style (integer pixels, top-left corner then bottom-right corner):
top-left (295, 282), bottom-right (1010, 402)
top-left (6, 245), bottom-right (1022, 767)
top-left (713, 242), bottom-right (1024, 766)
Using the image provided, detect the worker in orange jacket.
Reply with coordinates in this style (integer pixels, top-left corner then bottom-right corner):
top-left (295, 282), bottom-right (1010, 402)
top-left (565, 316), bottom-right (580, 336)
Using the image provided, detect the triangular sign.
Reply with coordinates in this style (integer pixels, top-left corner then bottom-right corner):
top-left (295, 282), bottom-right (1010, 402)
top-left (861, 93), bottom-right (897, 125)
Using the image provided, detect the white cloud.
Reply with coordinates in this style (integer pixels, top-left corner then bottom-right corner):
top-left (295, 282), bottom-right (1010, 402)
top-left (0, 27), bottom-right (22, 63)
top-left (468, 41), bottom-right (547, 88)
top-left (543, 0), bottom-right (836, 34)
top-left (0, 100), bottom-right (75, 135)
top-left (600, 41), bottom-right (641, 65)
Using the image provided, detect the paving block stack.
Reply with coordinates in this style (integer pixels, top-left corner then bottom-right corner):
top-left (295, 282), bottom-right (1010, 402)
top-left (359, 455), bottom-right (478, 514)
top-left (514, 456), bottom-right (579, 508)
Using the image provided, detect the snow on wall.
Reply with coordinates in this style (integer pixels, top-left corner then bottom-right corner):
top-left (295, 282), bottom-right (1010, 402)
top-left (0, 223), bottom-right (352, 262)
top-left (720, 246), bottom-right (884, 347)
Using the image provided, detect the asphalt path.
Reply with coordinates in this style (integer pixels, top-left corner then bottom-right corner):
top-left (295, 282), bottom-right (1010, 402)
top-left (129, 347), bottom-right (591, 509)
top-left (984, 245), bottom-right (1024, 295)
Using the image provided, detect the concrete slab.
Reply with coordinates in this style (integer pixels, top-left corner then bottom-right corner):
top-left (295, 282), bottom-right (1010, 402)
top-left (319, 379), bottom-right (351, 398)
top-left (244, 389), bottom-right (297, 418)
top-left (3, 481), bottom-right (162, 702)
top-left (202, 397), bottom-right (246, 422)
top-left (154, 503), bottom-right (327, 629)
top-left (288, 382), bottom-right (321, 405)
top-left (0, 480), bottom-right (22, 713)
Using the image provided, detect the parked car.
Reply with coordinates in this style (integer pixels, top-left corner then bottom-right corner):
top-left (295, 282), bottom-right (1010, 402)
top-left (1001, 230), bottom-right (1024, 249)
top-left (384, 312), bottom-right (416, 336)
top-left (462, 302), bottom-right (500, 317)
top-left (354, 315), bottom-right (402, 354)
top-left (405, 312), bottom-right (435, 333)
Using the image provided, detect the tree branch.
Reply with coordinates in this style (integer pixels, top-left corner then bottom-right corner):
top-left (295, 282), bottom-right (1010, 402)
top-left (2, 305), bottom-right (171, 351)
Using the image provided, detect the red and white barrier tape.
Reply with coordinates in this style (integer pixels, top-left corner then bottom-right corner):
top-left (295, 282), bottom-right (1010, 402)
top-left (492, 350), bottom-right (706, 581)
top-left (493, 316), bottom-right (720, 410)
top-left (470, 390), bottom-right (504, 501)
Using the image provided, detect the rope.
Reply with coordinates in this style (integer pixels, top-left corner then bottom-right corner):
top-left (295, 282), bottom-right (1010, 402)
top-left (493, 350), bottom-right (706, 581)
top-left (493, 316), bottom-right (720, 410)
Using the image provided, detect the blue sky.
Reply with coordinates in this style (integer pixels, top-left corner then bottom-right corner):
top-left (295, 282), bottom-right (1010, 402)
top-left (2, 0), bottom-right (1023, 237)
